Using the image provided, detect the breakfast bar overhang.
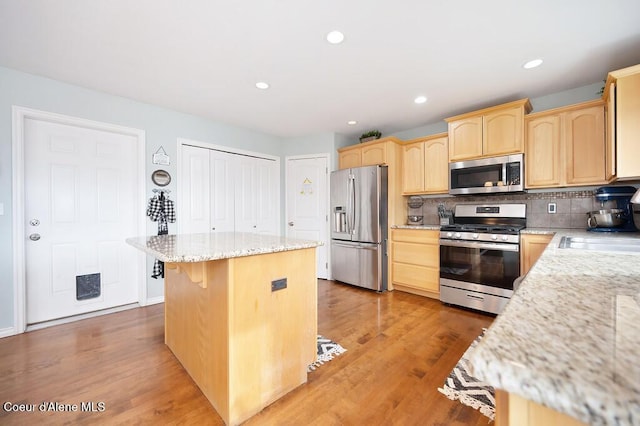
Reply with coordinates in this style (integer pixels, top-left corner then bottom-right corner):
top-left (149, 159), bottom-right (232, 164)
top-left (126, 232), bottom-right (321, 425)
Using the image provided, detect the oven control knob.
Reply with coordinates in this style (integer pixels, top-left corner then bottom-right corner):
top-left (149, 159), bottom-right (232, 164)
top-left (491, 235), bottom-right (498, 240)
top-left (472, 233), bottom-right (479, 239)
top-left (501, 235), bottom-right (508, 241)
top-left (454, 232), bottom-right (461, 239)
top-left (446, 232), bottom-right (453, 238)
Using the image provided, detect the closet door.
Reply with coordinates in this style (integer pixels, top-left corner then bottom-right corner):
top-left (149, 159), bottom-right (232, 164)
top-left (180, 145), bottom-right (211, 233)
top-left (235, 156), bottom-right (258, 233)
top-left (210, 150), bottom-right (236, 232)
top-left (255, 157), bottom-right (279, 235)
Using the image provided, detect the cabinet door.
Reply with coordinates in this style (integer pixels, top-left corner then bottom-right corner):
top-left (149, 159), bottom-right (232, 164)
top-left (616, 71), bottom-right (640, 179)
top-left (339, 149), bottom-right (361, 169)
top-left (180, 145), bottom-right (212, 233)
top-left (402, 142), bottom-right (425, 193)
top-left (483, 106), bottom-right (524, 156)
top-left (605, 83), bottom-right (616, 180)
top-left (564, 105), bottom-right (606, 185)
top-left (424, 136), bottom-right (449, 193)
top-left (520, 234), bottom-right (553, 276)
top-left (448, 116), bottom-right (483, 161)
top-left (361, 141), bottom-right (387, 165)
top-left (525, 115), bottom-right (561, 188)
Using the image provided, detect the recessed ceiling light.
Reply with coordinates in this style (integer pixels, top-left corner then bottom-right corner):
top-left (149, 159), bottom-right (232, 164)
top-left (326, 30), bottom-right (345, 44)
top-left (347, 120), bottom-right (357, 125)
top-left (414, 96), bottom-right (428, 104)
top-left (523, 59), bottom-right (543, 69)
top-left (255, 81), bottom-right (269, 89)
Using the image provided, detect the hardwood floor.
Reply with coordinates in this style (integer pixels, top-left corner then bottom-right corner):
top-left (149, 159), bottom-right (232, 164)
top-left (0, 280), bottom-right (493, 425)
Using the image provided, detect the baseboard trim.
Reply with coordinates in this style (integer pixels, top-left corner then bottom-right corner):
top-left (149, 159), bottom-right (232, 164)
top-left (0, 326), bottom-right (17, 339)
top-left (25, 303), bottom-right (141, 332)
top-left (145, 296), bottom-right (165, 306)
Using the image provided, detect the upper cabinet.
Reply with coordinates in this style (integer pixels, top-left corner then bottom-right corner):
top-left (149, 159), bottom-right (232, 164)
top-left (603, 64), bottom-right (640, 180)
top-left (445, 99), bottom-right (532, 162)
top-left (401, 133), bottom-right (448, 195)
top-left (525, 100), bottom-right (606, 188)
top-left (338, 138), bottom-right (397, 169)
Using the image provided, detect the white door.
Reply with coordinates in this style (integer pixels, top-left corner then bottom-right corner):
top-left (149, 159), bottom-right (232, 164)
top-left (24, 118), bottom-right (141, 324)
top-left (210, 149), bottom-right (236, 233)
top-left (235, 156), bottom-right (258, 233)
top-left (179, 145), bottom-right (211, 234)
top-left (255, 157), bottom-right (279, 235)
top-left (286, 155), bottom-right (329, 279)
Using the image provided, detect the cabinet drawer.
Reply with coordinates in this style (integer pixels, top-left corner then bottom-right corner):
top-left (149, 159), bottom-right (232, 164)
top-left (392, 263), bottom-right (439, 292)
top-left (392, 229), bottom-right (438, 244)
top-left (393, 241), bottom-right (439, 268)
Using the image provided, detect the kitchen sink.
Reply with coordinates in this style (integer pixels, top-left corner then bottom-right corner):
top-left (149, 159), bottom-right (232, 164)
top-left (558, 236), bottom-right (640, 253)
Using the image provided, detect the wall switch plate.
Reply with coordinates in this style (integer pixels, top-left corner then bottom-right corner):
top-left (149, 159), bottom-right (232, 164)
top-left (271, 278), bottom-right (287, 292)
top-left (548, 202), bottom-right (557, 214)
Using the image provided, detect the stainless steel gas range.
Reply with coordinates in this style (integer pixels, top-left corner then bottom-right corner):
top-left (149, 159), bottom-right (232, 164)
top-left (439, 204), bottom-right (526, 315)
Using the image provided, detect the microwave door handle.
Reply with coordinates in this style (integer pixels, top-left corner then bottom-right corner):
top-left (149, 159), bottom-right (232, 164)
top-left (502, 162), bottom-right (507, 185)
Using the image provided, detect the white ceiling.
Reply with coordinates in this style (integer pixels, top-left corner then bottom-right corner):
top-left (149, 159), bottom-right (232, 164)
top-left (1, 0), bottom-right (639, 139)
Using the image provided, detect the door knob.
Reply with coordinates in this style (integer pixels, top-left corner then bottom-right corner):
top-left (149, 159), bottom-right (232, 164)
top-left (29, 219), bottom-right (40, 226)
top-left (288, 221), bottom-right (294, 226)
top-left (29, 233), bottom-right (41, 241)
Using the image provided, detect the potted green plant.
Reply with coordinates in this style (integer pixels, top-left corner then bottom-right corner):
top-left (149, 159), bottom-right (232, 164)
top-left (359, 130), bottom-right (382, 143)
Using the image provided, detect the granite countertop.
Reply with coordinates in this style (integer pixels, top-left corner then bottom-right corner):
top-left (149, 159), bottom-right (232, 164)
top-left (126, 232), bottom-right (322, 263)
top-left (469, 229), bottom-right (640, 425)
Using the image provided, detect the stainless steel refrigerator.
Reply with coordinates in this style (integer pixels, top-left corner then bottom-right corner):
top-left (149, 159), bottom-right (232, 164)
top-left (330, 165), bottom-right (388, 291)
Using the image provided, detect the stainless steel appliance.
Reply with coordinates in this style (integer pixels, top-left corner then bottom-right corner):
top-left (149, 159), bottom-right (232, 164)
top-left (449, 153), bottom-right (524, 195)
top-left (330, 165), bottom-right (388, 291)
top-left (587, 186), bottom-right (638, 232)
top-left (439, 203), bottom-right (526, 314)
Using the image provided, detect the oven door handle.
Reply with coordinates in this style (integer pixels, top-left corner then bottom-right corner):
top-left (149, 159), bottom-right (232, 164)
top-left (439, 239), bottom-right (519, 252)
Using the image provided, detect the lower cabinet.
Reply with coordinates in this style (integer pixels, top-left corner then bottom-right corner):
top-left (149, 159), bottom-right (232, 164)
top-left (496, 390), bottom-right (587, 426)
top-left (391, 228), bottom-right (440, 298)
top-left (520, 234), bottom-right (553, 276)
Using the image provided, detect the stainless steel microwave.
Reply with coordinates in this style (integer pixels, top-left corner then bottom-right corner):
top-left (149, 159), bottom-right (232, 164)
top-left (449, 153), bottom-right (524, 195)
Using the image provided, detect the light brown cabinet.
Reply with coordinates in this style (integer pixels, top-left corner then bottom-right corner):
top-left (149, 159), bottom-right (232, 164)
top-left (401, 133), bottom-right (448, 195)
top-left (603, 63), bottom-right (640, 180)
top-left (338, 146), bottom-right (362, 169)
top-left (525, 100), bottom-right (606, 188)
top-left (520, 233), bottom-right (553, 276)
top-left (445, 99), bottom-right (532, 162)
top-left (391, 228), bottom-right (440, 298)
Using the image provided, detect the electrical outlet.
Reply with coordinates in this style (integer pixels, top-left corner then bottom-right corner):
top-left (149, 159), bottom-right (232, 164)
top-left (548, 202), bottom-right (557, 214)
top-left (271, 278), bottom-right (287, 292)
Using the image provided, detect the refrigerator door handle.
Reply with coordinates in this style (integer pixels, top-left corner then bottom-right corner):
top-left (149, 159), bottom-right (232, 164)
top-left (348, 174), bottom-right (356, 234)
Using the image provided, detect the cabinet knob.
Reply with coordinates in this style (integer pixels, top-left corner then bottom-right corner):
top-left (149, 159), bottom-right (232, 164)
top-left (288, 221), bottom-right (294, 227)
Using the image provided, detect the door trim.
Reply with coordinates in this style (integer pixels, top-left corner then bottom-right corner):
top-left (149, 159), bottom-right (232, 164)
top-left (284, 153), bottom-right (330, 278)
top-left (11, 106), bottom-right (147, 336)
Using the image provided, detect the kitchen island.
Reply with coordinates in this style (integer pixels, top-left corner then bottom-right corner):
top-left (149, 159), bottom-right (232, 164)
top-left (126, 232), bottom-right (321, 425)
top-left (469, 229), bottom-right (640, 425)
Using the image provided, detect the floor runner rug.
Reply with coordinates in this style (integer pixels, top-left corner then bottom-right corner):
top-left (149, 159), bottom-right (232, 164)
top-left (308, 335), bottom-right (347, 372)
top-left (438, 331), bottom-right (495, 421)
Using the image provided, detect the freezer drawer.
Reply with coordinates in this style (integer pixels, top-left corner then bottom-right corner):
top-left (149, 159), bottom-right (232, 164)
top-left (331, 241), bottom-right (386, 291)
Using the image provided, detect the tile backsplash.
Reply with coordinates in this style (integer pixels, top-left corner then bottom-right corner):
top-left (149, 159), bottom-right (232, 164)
top-left (406, 189), bottom-right (635, 229)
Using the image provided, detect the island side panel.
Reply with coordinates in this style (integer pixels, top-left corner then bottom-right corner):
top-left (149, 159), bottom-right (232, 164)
top-left (227, 247), bottom-right (318, 424)
top-left (164, 259), bottom-right (231, 423)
